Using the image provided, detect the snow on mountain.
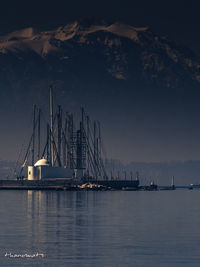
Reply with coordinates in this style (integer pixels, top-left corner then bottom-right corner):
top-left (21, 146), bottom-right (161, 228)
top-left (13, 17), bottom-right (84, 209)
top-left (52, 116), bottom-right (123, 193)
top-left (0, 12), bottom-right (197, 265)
top-left (0, 20), bottom-right (199, 88)
top-left (0, 22), bottom-right (148, 57)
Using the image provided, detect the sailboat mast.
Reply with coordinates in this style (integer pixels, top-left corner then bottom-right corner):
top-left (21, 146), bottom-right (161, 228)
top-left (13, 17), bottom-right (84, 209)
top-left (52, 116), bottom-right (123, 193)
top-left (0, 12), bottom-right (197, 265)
top-left (50, 86), bottom-right (54, 166)
top-left (171, 176), bottom-right (174, 186)
top-left (32, 104), bottom-right (36, 166)
top-left (37, 108), bottom-right (41, 160)
top-left (86, 115), bottom-right (89, 177)
top-left (57, 105), bottom-right (62, 166)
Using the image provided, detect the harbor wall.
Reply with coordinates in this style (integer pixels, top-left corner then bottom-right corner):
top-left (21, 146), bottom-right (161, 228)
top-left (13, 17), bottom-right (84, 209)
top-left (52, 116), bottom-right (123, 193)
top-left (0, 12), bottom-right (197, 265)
top-left (0, 179), bottom-right (139, 190)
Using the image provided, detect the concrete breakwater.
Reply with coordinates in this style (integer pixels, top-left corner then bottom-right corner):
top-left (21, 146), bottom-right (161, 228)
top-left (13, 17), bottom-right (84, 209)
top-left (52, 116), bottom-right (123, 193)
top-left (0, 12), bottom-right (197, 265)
top-left (0, 179), bottom-right (139, 190)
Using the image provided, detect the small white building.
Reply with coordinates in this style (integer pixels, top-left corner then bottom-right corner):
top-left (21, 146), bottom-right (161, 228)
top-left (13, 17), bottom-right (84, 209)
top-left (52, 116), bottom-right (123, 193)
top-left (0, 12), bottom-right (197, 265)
top-left (28, 158), bottom-right (74, 180)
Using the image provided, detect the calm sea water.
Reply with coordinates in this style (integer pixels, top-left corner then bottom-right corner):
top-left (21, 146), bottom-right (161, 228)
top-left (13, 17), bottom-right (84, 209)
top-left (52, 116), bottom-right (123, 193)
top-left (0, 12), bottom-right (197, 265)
top-left (0, 189), bottom-right (200, 266)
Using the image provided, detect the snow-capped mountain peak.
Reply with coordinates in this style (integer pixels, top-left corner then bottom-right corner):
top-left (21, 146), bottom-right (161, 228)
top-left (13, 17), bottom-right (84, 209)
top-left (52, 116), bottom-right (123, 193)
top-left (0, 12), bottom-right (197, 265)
top-left (0, 20), bottom-right (199, 88)
top-left (0, 21), bottom-right (149, 57)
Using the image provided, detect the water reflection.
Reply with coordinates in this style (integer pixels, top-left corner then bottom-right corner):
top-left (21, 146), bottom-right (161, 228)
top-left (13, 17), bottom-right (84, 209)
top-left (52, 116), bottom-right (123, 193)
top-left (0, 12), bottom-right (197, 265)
top-left (26, 191), bottom-right (100, 261)
top-left (1, 190), bottom-right (200, 266)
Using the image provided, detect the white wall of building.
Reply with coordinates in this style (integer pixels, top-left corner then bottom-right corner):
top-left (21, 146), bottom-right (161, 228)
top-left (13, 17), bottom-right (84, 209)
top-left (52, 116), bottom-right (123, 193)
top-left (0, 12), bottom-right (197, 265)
top-left (28, 166), bottom-right (74, 180)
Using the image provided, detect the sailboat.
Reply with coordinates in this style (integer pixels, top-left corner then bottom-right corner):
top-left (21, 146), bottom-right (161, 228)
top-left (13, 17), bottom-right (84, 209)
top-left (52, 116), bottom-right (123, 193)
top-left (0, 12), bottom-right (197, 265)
top-left (160, 176), bottom-right (176, 190)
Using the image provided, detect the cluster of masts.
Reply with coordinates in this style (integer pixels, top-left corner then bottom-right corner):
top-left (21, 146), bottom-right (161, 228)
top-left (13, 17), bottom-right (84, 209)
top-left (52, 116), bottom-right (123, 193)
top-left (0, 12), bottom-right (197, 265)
top-left (18, 87), bottom-right (107, 179)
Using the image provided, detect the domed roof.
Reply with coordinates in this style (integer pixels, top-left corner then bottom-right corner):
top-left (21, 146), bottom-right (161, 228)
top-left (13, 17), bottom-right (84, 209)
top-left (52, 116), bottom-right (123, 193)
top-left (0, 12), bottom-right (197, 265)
top-left (34, 158), bottom-right (50, 167)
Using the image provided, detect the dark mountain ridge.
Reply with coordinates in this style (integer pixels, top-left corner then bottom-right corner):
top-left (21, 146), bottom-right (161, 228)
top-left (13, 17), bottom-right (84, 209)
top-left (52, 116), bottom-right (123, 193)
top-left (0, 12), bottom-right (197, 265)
top-left (0, 20), bottom-right (199, 90)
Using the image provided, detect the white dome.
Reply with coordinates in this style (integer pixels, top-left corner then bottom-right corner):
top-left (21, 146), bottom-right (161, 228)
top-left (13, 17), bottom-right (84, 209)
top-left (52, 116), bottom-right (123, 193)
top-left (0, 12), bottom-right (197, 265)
top-left (34, 158), bottom-right (50, 167)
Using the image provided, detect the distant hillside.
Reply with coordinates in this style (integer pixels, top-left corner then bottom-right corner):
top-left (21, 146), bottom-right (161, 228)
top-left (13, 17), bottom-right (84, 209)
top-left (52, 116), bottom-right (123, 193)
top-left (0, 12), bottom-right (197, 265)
top-left (105, 159), bottom-right (200, 186)
top-left (0, 160), bottom-right (15, 179)
top-left (0, 159), bottom-right (200, 185)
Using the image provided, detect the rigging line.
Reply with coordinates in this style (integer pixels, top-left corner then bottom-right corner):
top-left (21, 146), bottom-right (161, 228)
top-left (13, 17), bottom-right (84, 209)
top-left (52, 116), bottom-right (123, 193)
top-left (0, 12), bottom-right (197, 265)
top-left (18, 115), bottom-right (39, 176)
top-left (86, 121), bottom-right (107, 176)
top-left (61, 130), bottom-right (76, 169)
top-left (49, 128), bottom-right (62, 167)
top-left (82, 110), bottom-right (106, 178)
top-left (82, 123), bottom-right (101, 178)
top-left (13, 143), bottom-right (24, 178)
